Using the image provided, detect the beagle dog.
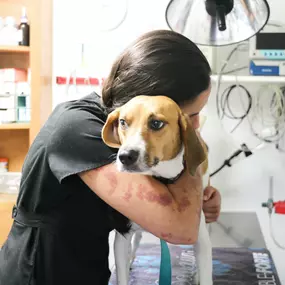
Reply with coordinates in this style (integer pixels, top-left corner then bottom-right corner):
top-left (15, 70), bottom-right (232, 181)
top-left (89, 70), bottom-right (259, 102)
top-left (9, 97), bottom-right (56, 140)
top-left (102, 95), bottom-right (213, 285)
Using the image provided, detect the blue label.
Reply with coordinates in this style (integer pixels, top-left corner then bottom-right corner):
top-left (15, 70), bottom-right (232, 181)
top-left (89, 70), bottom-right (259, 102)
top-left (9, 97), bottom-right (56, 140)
top-left (250, 61), bottom-right (280, 76)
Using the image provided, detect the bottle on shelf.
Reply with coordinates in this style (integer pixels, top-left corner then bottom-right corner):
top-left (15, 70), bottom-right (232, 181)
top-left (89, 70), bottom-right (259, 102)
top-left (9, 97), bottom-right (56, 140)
top-left (18, 7), bottom-right (30, 46)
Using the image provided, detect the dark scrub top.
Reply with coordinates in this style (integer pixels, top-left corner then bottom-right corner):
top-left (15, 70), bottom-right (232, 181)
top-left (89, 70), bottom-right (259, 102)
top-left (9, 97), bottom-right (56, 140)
top-left (0, 93), bottom-right (130, 285)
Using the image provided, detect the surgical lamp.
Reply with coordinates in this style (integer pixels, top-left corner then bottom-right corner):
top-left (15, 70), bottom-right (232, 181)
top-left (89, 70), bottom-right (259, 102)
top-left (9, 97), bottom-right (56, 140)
top-left (165, 0), bottom-right (270, 46)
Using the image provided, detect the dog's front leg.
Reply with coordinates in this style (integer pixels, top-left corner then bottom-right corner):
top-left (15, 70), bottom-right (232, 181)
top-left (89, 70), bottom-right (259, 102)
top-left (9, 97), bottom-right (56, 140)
top-left (114, 231), bottom-right (133, 285)
top-left (130, 230), bottom-right (143, 266)
top-left (194, 211), bottom-right (213, 285)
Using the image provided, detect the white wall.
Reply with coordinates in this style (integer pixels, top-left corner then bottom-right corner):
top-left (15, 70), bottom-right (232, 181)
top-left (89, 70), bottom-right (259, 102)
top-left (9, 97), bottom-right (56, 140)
top-left (53, 0), bottom-right (285, 282)
top-left (52, 0), bottom-right (170, 106)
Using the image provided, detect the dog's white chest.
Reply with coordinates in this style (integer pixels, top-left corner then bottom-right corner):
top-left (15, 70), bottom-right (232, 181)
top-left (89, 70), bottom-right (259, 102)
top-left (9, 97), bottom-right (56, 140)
top-left (150, 147), bottom-right (185, 179)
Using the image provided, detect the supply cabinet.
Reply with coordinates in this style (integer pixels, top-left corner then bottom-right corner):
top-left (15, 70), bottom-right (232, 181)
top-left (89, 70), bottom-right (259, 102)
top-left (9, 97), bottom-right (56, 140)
top-left (0, 0), bottom-right (53, 246)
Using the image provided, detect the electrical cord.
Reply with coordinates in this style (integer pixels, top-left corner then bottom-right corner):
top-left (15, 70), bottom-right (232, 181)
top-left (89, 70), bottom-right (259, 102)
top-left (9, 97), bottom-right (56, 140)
top-left (214, 42), bottom-right (252, 156)
top-left (213, 22), bottom-right (285, 249)
top-left (210, 143), bottom-right (253, 177)
top-left (213, 41), bottom-right (285, 178)
top-left (216, 46), bottom-right (285, 146)
top-left (222, 66), bottom-right (248, 75)
top-left (249, 85), bottom-right (285, 144)
top-left (213, 83), bottom-right (285, 176)
top-left (209, 164), bottom-right (227, 178)
top-left (215, 42), bottom-right (249, 120)
top-left (269, 214), bottom-right (285, 250)
top-left (218, 84), bottom-right (252, 133)
top-left (209, 149), bottom-right (242, 177)
top-left (215, 42), bottom-right (285, 137)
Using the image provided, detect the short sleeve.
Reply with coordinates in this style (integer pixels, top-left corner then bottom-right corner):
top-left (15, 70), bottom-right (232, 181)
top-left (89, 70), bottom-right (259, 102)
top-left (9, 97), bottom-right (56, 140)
top-left (47, 107), bottom-right (116, 183)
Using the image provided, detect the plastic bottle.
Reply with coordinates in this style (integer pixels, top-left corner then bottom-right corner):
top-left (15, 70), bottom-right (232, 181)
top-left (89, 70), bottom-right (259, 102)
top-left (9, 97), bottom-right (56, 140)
top-left (2, 17), bottom-right (18, 46)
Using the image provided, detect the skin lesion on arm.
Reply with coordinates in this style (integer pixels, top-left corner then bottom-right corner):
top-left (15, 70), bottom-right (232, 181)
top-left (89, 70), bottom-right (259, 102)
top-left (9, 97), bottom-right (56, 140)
top-left (136, 183), bottom-right (172, 206)
top-left (79, 164), bottom-right (202, 244)
top-left (83, 164), bottom-right (173, 205)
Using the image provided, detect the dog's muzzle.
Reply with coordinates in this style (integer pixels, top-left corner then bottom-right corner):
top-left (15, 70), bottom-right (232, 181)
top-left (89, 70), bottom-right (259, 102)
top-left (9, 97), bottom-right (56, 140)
top-left (118, 149), bottom-right (139, 166)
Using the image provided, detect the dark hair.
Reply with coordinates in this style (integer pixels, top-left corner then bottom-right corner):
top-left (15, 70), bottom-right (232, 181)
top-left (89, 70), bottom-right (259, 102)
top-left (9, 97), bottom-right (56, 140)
top-left (102, 30), bottom-right (211, 111)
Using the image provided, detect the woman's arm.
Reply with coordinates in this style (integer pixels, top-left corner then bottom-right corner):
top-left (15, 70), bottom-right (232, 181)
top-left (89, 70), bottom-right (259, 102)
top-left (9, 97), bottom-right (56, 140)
top-left (79, 163), bottom-right (203, 245)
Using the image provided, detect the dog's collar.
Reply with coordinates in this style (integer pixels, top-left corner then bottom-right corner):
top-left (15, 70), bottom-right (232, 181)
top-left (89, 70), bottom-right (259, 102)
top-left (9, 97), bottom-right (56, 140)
top-left (154, 160), bottom-right (186, 185)
top-left (155, 169), bottom-right (184, 185)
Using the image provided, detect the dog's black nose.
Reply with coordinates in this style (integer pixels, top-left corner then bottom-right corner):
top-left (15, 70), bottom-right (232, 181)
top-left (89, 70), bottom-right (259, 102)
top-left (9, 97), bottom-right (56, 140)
top-left (119, 150), bottom-right (139, 166)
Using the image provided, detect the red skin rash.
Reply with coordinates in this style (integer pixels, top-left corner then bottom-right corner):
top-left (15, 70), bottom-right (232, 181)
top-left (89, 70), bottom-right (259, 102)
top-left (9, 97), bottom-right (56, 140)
top-left (177, 197), bottom-right (191, 212)
top-left (187, 237), bottom-right (193, 243)
top-left (161, 233), bottom-right (193, 244)
top-left (136, 184), bottom-right (172, 206)
top-left (196, 206), bottom-right (201, 219)
top-left (161, 232), bottom-right (173, 240)
top-left (104, 169), bottom-right (118, 195)
top-left (123, 183), bottom-right (133, 202)
top-left (136, 184), bottom-right (145, 200)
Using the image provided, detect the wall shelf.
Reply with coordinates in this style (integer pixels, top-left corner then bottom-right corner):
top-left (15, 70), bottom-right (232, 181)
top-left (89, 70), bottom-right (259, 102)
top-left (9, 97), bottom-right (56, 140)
top-left (0, 123), bottom-right (30, 130)
top-left (0, 0), bottom-right (53, 175)
top-left (0, 0), bottom-right (53, 247)
top-left (211, 75), bottom-right (285, 84)
top-left (0, 46), bottom-right (30, 69)
top-left (0, 46), bottom-right (30, 54)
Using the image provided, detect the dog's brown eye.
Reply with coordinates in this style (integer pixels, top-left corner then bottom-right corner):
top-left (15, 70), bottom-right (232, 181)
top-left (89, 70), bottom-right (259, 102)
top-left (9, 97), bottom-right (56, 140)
top-left (119, 119), bottom-right (128, 129)
top-left (149, 120), bottom-right (164, 131)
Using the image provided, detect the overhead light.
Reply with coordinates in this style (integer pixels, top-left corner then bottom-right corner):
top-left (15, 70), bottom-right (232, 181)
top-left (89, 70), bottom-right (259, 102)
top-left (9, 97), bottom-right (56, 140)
top-left (165, 0), bottom-right (270, 46)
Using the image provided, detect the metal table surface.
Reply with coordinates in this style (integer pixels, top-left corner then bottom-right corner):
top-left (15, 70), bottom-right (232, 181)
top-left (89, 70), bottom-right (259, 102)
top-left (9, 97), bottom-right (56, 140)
top-left (208, 211), bottom-right (266, 248)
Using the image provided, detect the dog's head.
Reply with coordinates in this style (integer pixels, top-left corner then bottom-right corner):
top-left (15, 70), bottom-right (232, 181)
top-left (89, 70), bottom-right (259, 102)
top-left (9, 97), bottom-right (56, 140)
top-left (102, 95), bottom-right (206, 176)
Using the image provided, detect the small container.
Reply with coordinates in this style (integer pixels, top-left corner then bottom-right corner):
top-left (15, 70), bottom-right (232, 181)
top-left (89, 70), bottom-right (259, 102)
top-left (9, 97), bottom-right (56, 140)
top-left (1, 17), bottom-right (18, 46)
top-left (0, 158), bottom-right (8, 173)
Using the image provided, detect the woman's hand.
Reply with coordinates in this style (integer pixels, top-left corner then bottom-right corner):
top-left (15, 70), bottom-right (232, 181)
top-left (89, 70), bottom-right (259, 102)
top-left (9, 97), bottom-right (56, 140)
top-left (202, 186), bottom-right (221, 223)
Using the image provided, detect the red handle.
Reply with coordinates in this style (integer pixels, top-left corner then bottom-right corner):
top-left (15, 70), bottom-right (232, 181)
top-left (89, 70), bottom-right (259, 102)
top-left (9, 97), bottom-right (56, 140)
top-left (56, 76), bottom-right (105, 86)
top-left (274, 201), bottom-right (285, 214)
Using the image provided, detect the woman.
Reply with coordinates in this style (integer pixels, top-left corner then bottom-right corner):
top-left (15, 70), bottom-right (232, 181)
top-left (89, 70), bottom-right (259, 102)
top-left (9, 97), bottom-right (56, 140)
top-left (0, 30), bottom-right (221, 285)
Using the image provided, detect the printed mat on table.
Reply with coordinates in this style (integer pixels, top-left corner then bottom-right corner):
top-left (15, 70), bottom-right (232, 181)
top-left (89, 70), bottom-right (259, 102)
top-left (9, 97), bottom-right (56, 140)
top-left (109, 245), bottom-right (281, 285)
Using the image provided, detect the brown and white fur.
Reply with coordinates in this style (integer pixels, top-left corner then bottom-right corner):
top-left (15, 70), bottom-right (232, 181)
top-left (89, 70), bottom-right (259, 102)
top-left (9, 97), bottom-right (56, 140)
top-left (102, 95), bottom-right (213, 285)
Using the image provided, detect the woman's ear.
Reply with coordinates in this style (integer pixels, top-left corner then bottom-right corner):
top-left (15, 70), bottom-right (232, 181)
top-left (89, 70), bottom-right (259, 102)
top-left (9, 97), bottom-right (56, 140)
top-left (102, 108), bottom-right (121, 148)
top-left (178, 113), bottom-right (206, 176)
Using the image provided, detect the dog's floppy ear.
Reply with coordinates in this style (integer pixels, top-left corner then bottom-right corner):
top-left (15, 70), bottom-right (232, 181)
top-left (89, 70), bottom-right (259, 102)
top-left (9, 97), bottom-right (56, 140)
top-left (178, 113), bottom-right (206, 176)
top-left (102, 108), bottom-right (121, 148)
